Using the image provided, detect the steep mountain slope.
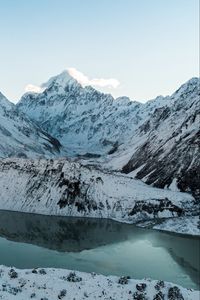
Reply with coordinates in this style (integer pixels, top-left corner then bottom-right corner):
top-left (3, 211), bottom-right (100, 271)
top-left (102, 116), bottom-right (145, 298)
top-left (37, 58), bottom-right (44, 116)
top-left (17, 72), bottom-right (200, 198)
top-left (120, 78), bottom-right (200, 199)
top-left (17, 71), bottom-right (172, 156)
top-left (0, 158), bottom-right (196, 223)
top-left (0, 92), bottom-right (62, 158)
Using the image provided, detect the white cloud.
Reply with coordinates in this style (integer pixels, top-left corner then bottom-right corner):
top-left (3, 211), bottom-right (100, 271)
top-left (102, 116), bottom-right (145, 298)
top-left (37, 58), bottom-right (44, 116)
top-left (25, 84), bottom-right (44, 93)
top-left (68, 67), bottom-right (120, 89)
top-left (24, 68), bottom-right (120, 93)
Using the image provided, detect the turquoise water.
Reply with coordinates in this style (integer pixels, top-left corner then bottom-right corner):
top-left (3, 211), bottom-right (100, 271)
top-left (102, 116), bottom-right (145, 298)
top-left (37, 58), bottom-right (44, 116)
top-left (0, 210), bottom-right (199, 289)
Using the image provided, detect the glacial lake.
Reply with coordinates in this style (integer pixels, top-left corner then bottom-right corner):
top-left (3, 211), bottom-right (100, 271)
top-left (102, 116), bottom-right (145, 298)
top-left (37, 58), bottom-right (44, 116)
top-left (0, 210), bottom-right (199, 290)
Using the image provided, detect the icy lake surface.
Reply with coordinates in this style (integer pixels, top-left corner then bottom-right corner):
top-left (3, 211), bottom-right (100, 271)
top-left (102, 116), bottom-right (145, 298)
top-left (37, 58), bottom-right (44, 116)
top-left (0, 210), bottom-right (199, 290)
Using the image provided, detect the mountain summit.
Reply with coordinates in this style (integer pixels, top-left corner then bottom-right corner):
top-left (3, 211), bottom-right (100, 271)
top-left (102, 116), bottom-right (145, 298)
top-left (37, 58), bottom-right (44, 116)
top-left (41, 70), bottom-right (81, 92)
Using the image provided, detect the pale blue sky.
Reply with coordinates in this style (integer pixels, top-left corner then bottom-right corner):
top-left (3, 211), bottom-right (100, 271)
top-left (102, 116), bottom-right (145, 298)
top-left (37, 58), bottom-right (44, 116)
top-left (0, 0), bottom-right (199, 103)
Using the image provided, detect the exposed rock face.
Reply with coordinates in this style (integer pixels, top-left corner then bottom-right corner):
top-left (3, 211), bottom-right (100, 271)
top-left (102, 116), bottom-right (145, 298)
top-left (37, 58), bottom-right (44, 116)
top-left (128, 199), bottom-right (183, 218)
top-left (0, 158), bottom-right (196, 223)
top-left (0, 92), bottom-right (62, 158)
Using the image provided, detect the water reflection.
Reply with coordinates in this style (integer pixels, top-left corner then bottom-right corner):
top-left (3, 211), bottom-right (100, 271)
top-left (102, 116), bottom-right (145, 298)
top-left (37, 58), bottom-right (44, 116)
top-left (0, 210), bottom-right (134, 251)
top-left (0, 210), bottom-right (199, 289)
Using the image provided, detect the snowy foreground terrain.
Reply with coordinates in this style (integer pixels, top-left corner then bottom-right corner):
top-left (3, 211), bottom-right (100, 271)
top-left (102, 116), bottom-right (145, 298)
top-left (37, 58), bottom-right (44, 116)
top-left (0, 266), bottom-right (199, 300)
top-left (0, 158), bottom-right (197, 224)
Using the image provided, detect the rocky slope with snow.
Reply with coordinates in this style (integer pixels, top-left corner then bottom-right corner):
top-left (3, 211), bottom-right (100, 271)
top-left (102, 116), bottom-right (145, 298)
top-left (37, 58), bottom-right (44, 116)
top-left (153, 216), bottom-right (200, 236)
top-left (121, 78), bottom-right (200, 200)
top-left (0, 158), bottom-right (197, 223)
top-left (0, 92), bottom-right (62, 158)
top-left (137, 215), bottom-right (200, 236)
top-left (17, 73), bottom-right (200, 199)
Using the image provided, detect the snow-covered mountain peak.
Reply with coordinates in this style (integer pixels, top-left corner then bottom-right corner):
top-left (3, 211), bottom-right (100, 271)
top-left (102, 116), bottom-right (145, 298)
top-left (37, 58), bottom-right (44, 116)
top-left (41, 70), bottom-right (82, 94)
top-left (115, 96), bottom-right (133, 105)
top-left (172, 77), bottom-right (199, 99)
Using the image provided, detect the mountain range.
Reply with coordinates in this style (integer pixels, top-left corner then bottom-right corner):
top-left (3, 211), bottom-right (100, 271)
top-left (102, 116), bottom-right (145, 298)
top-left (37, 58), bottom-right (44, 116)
top-left (0, 71), bottom-right (199, 199)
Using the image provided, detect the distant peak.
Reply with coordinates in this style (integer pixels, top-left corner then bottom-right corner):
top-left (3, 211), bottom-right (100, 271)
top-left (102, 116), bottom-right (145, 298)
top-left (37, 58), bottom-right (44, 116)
top-left (172, 77), bottom-right (200, 98)
top-left (24, 68), bottom-right (120, 97)
top-left (41, 70), bottom-right (79, 90)
top-left (186, 77), bottom-right (199, 84)
top-left (180, 77), bottom-right (200, 90)
top-left (115, 96), bottom-right (131, 105)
